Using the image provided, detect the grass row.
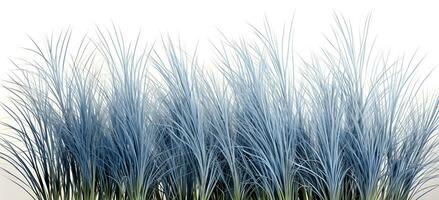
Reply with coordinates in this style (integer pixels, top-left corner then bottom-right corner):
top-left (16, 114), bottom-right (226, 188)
top-left (1, 16), bottom-right (439, 200)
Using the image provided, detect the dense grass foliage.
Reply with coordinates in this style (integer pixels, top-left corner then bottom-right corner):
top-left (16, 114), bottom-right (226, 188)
top-left (1, 16), bottom-right (439, 200)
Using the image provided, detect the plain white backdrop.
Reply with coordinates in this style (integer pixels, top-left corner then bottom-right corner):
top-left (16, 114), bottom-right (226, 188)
top-left (0, 0), bottom-right (438, 199)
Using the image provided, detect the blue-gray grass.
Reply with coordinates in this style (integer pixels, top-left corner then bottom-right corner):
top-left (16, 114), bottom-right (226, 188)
top-left (1, 15), bottom-right (438, 200)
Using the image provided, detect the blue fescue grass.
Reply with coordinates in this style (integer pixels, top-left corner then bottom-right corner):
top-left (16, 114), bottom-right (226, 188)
top-left (152, 37), bottom-right (221, 200)
top-left (95, 26), bottom-right (163, 200)
top-left (212, 19), bottom-right (308, 200)
top-left (1, 15), bottom-right (439, 200)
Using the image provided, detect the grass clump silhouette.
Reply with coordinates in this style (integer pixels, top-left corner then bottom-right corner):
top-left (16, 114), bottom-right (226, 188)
top-left (1, 15), bottom-right (439, 200)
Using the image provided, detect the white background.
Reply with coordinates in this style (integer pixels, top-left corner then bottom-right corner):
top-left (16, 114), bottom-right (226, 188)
top-left (0, 0), bottom-right (438, 199)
